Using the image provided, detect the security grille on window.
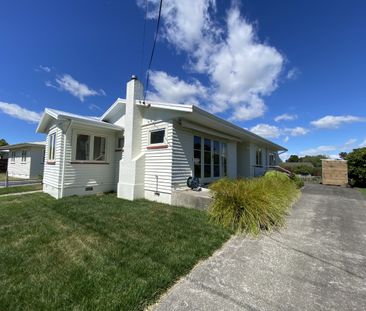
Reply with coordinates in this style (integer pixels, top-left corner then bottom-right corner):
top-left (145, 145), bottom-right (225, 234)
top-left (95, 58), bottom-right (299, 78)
top-left (150, 129), bottom-right (165, 144)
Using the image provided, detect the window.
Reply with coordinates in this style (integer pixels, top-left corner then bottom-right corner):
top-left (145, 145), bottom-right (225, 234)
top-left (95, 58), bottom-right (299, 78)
top-left (204, 138), bottom-right (211, 178)
top-left (48, 133), bottom-right (56, 161)
top-left (11, 151), bottom-right (16, 163)
top-left (150, 129), bottom-right (165, 144)
top-left (21, 150), bottom-right (27, 162)
top-left (269, 152), bottom-right (276, 166)
top-left (221, 142), bottom-right (227, 176)
top-left (93, 136), bottom-right (106, 161)
top-left (193, 136), bottom-right (201, 178)
top-left (74, 134), bottom-right (107, 162)
top-left (116, 137), bottom-right (124, 150)
top-left (213, 141), bottom-right (220, 177)
top-left (256, 148), bottom-right (263, 166)
top-left (76, 135), bottom-right (90, 160)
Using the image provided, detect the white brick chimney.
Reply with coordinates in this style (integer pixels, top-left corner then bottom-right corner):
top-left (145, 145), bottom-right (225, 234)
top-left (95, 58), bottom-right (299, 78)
top-left (117, 75), bottom-right (145, 200)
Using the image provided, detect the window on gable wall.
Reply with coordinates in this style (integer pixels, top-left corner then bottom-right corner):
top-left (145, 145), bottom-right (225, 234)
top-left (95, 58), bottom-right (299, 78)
top-left (75, 134), bottom-right (106, 162)
top-left (150, 129), bottom-right (165, 144)
top-left (48, 133), bottom-right (56, 161)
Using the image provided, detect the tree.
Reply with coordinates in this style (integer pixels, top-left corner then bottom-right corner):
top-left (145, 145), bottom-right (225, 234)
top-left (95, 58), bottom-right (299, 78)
top-left (287, 155), bottom-right (299, 162)
top-left (0, 139), bottom-right (8, 147)
top-left (345, 147), bottom-right (366, 187)
top-left (339, 152), bottom-right (347, 160)
top-left (300, 155), bottom-right (328, 168)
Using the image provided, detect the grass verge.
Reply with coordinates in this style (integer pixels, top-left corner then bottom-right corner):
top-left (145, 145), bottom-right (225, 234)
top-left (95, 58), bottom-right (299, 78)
top-left (0, 184), bottom-right (42, 195)
top-left (209, 172), bottom-right (300, 235)
top-left (359, 188), bottom-right (366, 197)
top-left (0, 173), bottom-right (24, 182)
top-left (0, 193), bottom-right (231, 310)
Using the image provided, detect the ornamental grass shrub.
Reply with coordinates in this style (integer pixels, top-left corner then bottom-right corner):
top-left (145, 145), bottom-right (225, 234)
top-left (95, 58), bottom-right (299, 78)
top-left (208, 172), bottom-right (300, 235)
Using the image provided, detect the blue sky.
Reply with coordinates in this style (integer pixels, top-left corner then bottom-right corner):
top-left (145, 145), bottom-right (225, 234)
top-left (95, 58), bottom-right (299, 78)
top-left (1, 0), bottom-right (365, 159)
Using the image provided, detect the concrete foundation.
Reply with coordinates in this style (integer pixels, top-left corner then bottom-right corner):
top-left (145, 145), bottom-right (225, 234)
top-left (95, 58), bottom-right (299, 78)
top-left (171, 189), bottom-right (212, 210)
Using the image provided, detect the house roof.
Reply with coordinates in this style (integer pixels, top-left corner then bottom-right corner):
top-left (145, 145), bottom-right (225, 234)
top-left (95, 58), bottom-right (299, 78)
top-left (36, 108), bottom-right (123, 133)
top-left (100, 97), bottom-right (286, 151)
top-left (0, 141), bottom-right (46, 151)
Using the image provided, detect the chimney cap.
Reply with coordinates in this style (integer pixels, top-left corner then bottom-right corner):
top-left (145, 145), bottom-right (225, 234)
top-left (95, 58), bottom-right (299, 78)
top-left (131, 74), bottom-right (138, 80)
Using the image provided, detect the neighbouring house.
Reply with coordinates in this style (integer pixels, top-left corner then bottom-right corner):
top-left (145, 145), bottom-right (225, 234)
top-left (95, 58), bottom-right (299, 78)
top-left (0, 142), bottom-right (46, 179)
top-left (36, 76), bottom-right (287, 203)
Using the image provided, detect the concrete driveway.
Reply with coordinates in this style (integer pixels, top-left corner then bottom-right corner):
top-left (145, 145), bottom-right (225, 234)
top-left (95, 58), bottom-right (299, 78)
top-left (153, 184), bottom-right (366, 311)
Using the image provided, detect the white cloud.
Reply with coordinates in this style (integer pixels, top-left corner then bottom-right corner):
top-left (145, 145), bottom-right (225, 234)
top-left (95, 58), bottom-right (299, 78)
top-left (311, 115), bottom-right (365, 129)
top-left (279, 152), bottom-right (290, 161)
top-left (299, 145), bottom-right (337, 156)
top-left (250, 124), bottom-right (281, 138)
top-left (284, 126), bottom-right (309, 136)
top-left (148, 71), bottom-right (206, 105)
top-left (286, 67), bottom-right (300, 80)
top-left (0, 101), bottom-right (42, 123)
top-left (35, 65), bottom-right (51, 73)
top-left (340, 138), bottom-right (357, 150)
top-left (359, 138), bottom-right (366, 147)
top-left (283, 136), bottom-right (289, 143)
top-left (250, 123), bottom-right (309, 139)
top-left (274, 113), bottom-right (297, 122)
top-left (46, 74), bottom-right (105, 102)
top-left (142, 1), bottom-right (284, 121)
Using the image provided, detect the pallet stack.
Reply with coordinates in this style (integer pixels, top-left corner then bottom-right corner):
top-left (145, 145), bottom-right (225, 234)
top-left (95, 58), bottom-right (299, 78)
top-left (322, 159), bottom-right (348, 187)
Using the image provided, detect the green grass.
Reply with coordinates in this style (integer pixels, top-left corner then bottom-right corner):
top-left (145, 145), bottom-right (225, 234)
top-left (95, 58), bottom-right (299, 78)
top-left (0, 173), bottom-right (24, 181)
top-left (0, 193), bottom-right (231, 310)
top-left (359, 188), bottom-right (366, 197)
top-left (0, 184), bottom-right (42, 195)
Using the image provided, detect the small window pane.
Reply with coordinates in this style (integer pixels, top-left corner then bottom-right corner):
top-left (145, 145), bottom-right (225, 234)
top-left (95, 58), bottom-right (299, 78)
top-left (21, 150), bottom-right (27, 162)
top-left (204, 165), bottom-right (211, 177)
top-left (214, 165), bottom-right (220, 177)
top-left (150, 130), bottom-right (165, 144)
top-left (194, 150), bottom-right (201, 165)
top-left (194, 136), bottom-right (201, 150)
top-left (256, 148), bottom-right (263, 166)
top-left (204, 151), bottom-right (211, 165)
top-left (204, 138), bottom-right (211, 151)
top-left (117, 137), bottom-right (124, 150)
top-left (76, 135), bottom-right (90, 160)
top-left (93, 136), bottom-right (106, 161)
top-left (194, 164), bottom-right (201, 178)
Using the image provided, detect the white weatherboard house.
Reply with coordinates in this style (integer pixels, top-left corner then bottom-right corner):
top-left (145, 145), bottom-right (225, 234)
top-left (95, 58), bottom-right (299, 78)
top-left (36, 76), bottom-right (286, 204)
top-left (0, 142), bottom-right (46, 179)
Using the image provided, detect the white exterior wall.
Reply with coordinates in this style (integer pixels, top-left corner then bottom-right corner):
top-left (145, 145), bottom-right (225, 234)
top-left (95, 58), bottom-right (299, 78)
top-left (142, 121), bottom-right (173, 204)
top-left (237, 142), bottom-right (251, 178)
top-left (172, 126), bottom-right (193, 190)
top-left (227, 142), bottom-right (237, 178)
top-left (61, 124), bottom-right (120, 197)
top-left (7, 149), bottom-right (31, 178)
top-left (43, 127), bottom-right (64, 198)
top-left (29, 147), bottom-right (45, 178)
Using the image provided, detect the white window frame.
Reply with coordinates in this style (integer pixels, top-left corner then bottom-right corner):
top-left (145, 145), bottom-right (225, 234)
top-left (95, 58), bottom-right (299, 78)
top-left (48, 132), bottom-right (56, 161)
top-left (21, 150), bottom-right (27, 163)
top-left (149, 128), bottom-right (166, 146)
top-left (256, 147), bottom-right (263, 166)
top-left (11, 151), bottom-right (16, 163)
top-left (72, 132), bottom-right (108, 163)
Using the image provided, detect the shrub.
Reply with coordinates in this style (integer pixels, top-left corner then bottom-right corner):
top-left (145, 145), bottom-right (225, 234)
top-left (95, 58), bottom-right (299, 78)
top-left (208, 175), bottom-right (300, 236)
top-left (291, 175), bottom-right (304, 189)
top-left (345, 147), bottom-right (366, 187)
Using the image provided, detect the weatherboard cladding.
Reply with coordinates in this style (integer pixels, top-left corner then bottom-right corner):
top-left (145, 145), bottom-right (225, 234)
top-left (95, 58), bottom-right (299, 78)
top-left (43, 127), bottom-right (63, 188)
top-left (142, 122), bottom-right (173, 194)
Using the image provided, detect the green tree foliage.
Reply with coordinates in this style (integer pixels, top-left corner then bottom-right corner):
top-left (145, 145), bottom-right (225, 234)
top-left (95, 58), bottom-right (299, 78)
top-left (287, 154), bottom-right (299, 162)
top-left (345, 148), bottom-right (366, 186)
top-left (0, 139), bottom-right (8, 147)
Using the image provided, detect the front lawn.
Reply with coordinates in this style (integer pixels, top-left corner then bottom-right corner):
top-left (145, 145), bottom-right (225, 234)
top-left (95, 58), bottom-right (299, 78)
top-left (0, 193), bottom-right (231, 310)
top-left (0, 184), bottom-right (42, 195)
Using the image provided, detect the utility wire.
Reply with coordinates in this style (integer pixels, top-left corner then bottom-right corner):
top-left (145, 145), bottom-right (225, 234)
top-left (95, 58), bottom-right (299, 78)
top-left (144, 0), bottom-right (163, 101)
top-left (139, 0), bottom-right (148, 80)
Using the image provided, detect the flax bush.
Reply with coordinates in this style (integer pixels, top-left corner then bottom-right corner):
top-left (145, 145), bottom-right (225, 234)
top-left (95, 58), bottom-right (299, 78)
top-left (208, 172), bottom-right (300, 235)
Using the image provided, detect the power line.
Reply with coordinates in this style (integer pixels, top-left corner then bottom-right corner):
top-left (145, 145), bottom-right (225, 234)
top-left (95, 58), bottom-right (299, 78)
top-left (139, 0), bottom-right (148, 80)
top-left (144, 0), bottom-right (163, 101)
